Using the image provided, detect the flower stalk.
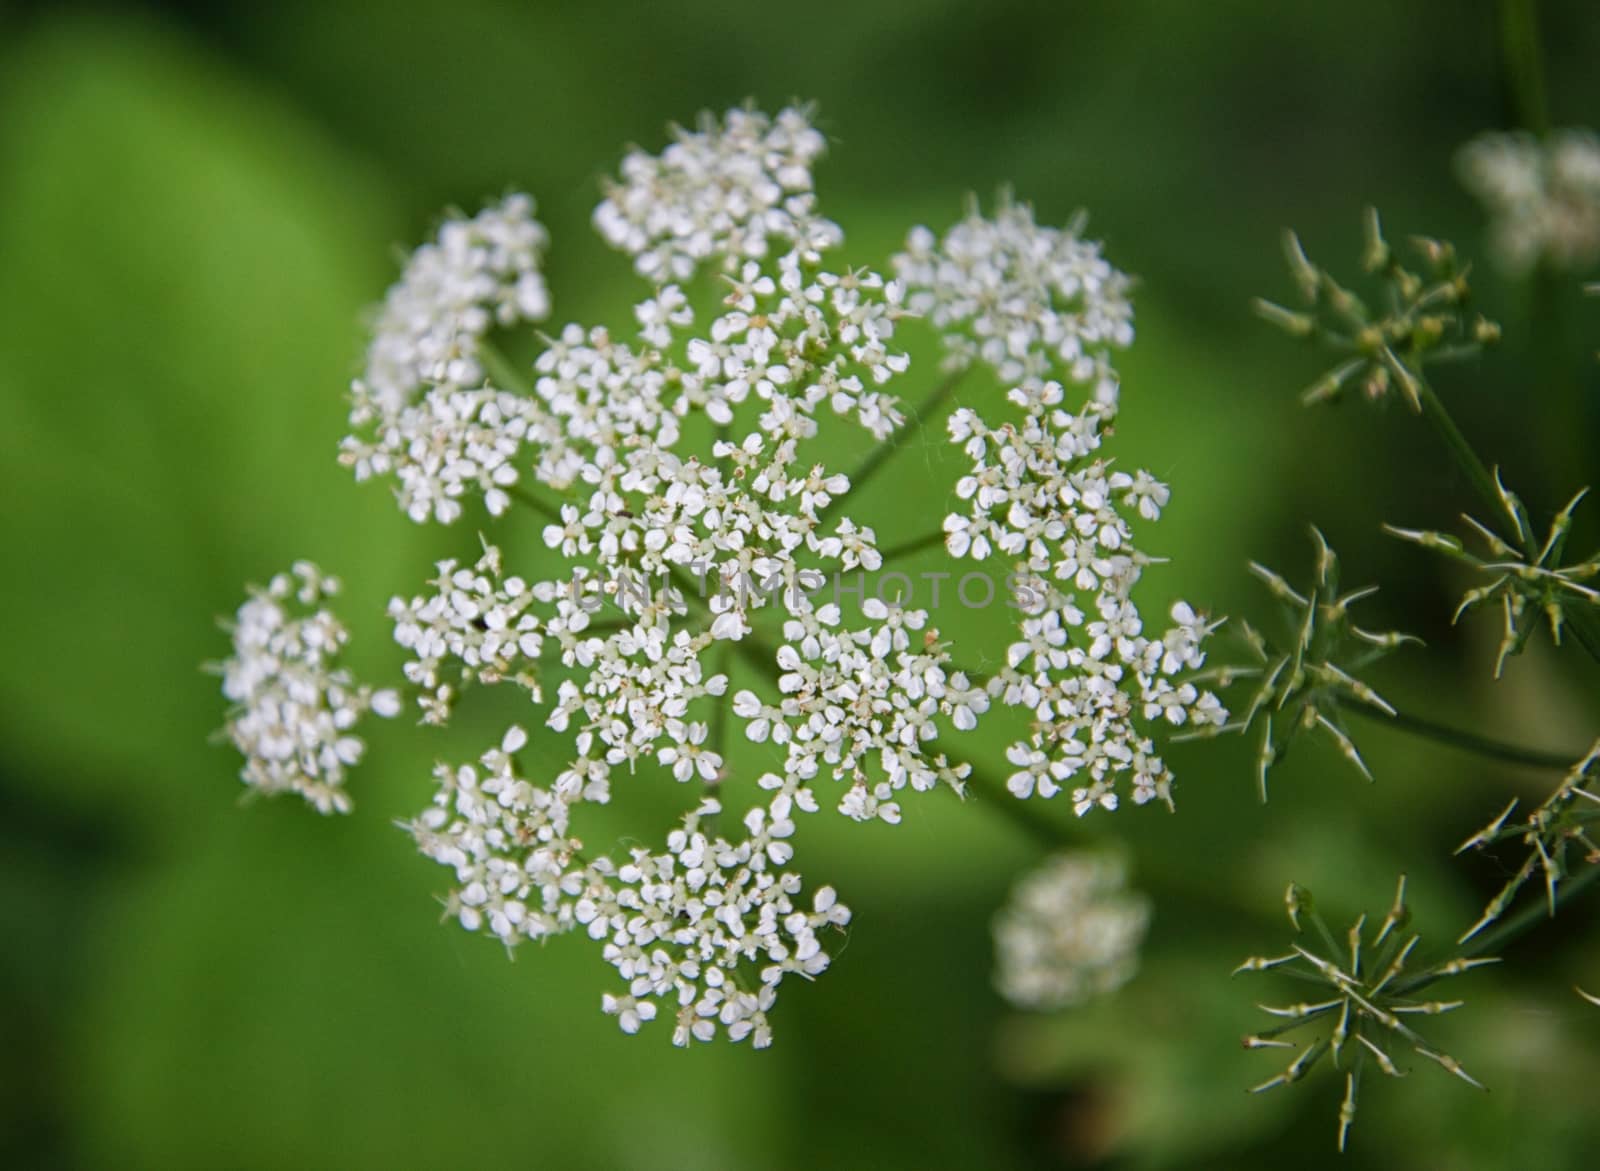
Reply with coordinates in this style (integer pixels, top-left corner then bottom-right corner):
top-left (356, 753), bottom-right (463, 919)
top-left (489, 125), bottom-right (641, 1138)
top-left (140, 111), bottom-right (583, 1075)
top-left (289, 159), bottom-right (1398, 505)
top-left (1342, 705), bottom-right (1578, 772)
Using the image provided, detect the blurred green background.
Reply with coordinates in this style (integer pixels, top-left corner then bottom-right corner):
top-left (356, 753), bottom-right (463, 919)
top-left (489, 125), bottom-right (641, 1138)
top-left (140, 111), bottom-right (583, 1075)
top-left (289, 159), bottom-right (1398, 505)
top-left (2, 1), bottom-right (1599, 1167)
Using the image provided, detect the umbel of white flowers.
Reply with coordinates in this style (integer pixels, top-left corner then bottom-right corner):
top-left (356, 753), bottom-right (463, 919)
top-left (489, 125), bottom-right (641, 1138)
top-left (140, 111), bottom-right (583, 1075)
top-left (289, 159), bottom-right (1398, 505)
top-left (993, 851), bottom-right (1150, 1010)
top-left (213, 562), bottom-right (400, 815)
top-left (215, 105), bottom-right (1224, 1046)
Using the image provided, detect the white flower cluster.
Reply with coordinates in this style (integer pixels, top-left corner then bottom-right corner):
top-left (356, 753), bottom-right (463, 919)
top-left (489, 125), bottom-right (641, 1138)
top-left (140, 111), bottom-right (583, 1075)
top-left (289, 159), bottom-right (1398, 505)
top-left (734, 597), bottom-right (986, 826)
top-left (894, 197), bottom-right (1134, 405)
top-left (376, 107), bottom-right (998, 1044)
top-left (894, 206), bottom-right (1226, 815)
top-left (387, 541), bottom-right (552, 725)
top-left (594, 106), bottom-right (843, 281)
top-left (993, 852), bottom-right (1150, 1010)
top-left (226, 105), bottom-right (1227, 1046)
top-left (949, 394), bottom-right (1223, 814)
top-left (522, 249), bottom-right (907, 502)
top-left (340, 194), bottom-right (552, 523)
top-left (1458, 129), bottom-right (1600, 275)
top-left (217, 562), bottom-right (398, 814)
top-left (411, 726), bottom-right (850, 1048)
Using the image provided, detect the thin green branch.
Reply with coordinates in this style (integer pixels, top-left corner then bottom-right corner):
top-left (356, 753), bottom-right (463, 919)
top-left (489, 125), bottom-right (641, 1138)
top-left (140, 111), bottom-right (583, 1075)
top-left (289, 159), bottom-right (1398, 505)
top-left (506, 483), bottom-right (566, 526)
top-left (880, 529), bottom-right (947, 563)
top-left (1498, 0), bottom-right (1550, 136)
top-left (1561, 605), bottom-right (1600, 663)
top-left (818, 369), bottom-right (965, 526)
top-left (960, 762), bottom-right (1076, 851)
top-left (1415, 380), bottom-right (1515, 550)
top-left (478, 339), bottom-right (535, 397)
top-left (705, 638), bottom-right (735, 831)
top-left (1344, 705), bottom-right (1579, 771)
top-left (709, 641), bottom-right (734, 759)
top-left (1389, 863), bottom-right (1600, 999)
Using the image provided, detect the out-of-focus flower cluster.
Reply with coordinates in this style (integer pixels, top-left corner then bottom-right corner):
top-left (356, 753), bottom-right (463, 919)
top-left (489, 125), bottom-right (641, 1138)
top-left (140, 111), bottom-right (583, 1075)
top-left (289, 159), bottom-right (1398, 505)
top-left (992, 852), bottom-right (1149, 1010)
top-left (1458, 129), bottom-right (1600, 275)
top-left (216, 562), bottom-right (398, 814)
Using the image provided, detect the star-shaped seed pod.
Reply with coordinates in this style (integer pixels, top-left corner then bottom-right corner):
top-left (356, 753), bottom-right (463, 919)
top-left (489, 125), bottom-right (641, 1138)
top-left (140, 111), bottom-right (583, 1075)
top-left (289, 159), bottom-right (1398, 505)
top-left (1455, 739), bottom-right (1600, 942)
top-left (1237, 877), bottom-right (1494, 1152)
top-left (1254, 208), bottom-right (1499, 411)
top-left (1187, 528), bottom-right (1418, 799)
top-left (1387, 474), bottom-right (1600, 677)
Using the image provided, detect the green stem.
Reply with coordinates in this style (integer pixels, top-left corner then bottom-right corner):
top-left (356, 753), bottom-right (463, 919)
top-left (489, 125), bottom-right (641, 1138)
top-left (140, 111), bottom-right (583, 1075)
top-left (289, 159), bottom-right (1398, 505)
top-left (1390, 863), bottom-right (1600, 998)
top-left (572, 616), bottom-right (630, 638)
top-left (1563, 605), bottom-right (1600, 663)
top-left (1464, 862), bottom-right (1600, 959)
top-left (881, 529), bottom-right (948, 563)
top-left (705, 639), bottom-right (734, 832)
top-left (961, 762), bottom-right (1076, 851)
top-left (1528, 267), bottom-right (1586, 502)
top-left (478, 340), bottom-right (535, 397)
top-left (1497, 0), bottom-right (1550, 136)
top-left (1345, 705), bottom-right (1578, 771)
top-left (507, 484), bottom-right (566, 526)
top-left (818, 369), bottom-right (965, 526)
top-left (1415, 380), bottom-right (1514, 548)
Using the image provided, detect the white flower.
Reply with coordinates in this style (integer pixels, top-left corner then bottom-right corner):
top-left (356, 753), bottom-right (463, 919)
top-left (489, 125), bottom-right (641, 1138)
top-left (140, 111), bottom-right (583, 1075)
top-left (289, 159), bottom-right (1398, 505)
top-left (1072, 779), bottom-right (1118, 817)
top-left (387, 541), bottom-right (546, 725)
top-left (1458, 128), bottom-right (1600, 274)
top-left (894, 196), bottom-right (1134, 403)
top-left (340, 194), bottom-right (552, 523)
top-left (657, 722), bottom-right (723, 781)
top-left (409, 747), bottom-right (850, 1048)
top-left (938, 376), bottom-right (1225, 813)
top-left (594, 106), bottom-right (843, 280)
top-left (216, 561), bottom-right (397, 813)
top-left (993, 852), bottom-right (1150, 1010)
top-left (227, 105), bottom-right (1225, 1048)
top-left (364, 386), bottom-right (538, 525)
top-left (634, 285), bottom-right (692, 347)
top-left (602, 994), bottom-right (658, 1035)
top-left (894, 198), bottom-right (1227, 815)
top-left (379, 109), bottom-right (954, 1046)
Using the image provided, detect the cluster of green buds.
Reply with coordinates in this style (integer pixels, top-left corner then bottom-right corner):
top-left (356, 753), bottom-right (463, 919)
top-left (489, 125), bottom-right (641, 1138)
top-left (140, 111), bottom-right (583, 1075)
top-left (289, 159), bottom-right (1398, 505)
top-left (1189, 529), bottom-right (1417, 799)
top-left (1387, 476), bottom-right (1599, 676)
top-left (1254, 209), bottom-right (1500, 411)
top-left (1238, 877), bottom-right (1495, 1152)
top-left (1456, 739), bottom-right (1600, 942)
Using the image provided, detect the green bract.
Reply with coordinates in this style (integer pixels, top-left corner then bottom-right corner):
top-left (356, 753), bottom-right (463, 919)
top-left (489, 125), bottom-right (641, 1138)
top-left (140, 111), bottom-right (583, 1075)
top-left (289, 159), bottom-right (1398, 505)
top-left (1255, 209), bottom-right (1499, 412)
top-left (1238, 877), bottom-right (1494, 1152)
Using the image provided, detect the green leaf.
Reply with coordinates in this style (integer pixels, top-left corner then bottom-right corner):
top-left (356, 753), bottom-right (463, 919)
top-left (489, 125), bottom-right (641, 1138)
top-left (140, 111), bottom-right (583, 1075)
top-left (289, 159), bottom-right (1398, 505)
top-left (0, 14), bottom-right (423, 824)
